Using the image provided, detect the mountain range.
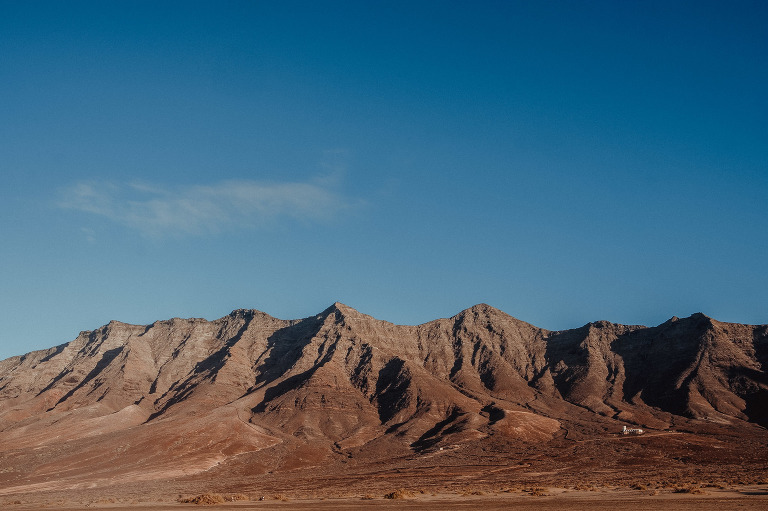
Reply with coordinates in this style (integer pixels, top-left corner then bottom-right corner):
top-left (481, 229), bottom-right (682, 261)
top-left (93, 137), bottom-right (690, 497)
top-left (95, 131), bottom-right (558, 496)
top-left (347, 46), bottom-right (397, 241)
top-left (0, 303), bottom-right (766, 498)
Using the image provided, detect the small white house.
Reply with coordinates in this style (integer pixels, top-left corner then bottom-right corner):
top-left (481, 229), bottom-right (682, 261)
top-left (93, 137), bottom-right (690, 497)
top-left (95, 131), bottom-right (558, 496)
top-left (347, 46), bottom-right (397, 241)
top-left (622, 425), bottom-right (644, 435)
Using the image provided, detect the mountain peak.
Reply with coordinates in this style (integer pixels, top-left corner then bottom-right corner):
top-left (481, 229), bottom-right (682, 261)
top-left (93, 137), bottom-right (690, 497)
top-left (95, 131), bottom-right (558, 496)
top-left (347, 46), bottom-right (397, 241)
top-left (684, 312), bottom-right (715, 326)
top-left (317, 301), bottom-right (363, 320)
top-left (589, 320), bottom-right (614, 328)
top-left (331, 301), bottom-right (356, 312)
top-left (227, 308), bottom-right (275, 320)
top-left (460, 303), bottom-right (506, 317)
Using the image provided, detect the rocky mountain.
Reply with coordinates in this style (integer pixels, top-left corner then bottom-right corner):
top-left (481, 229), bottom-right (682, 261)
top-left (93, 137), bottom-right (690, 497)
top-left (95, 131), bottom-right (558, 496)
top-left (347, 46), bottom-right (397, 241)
top-left (0, 303), bottom-right (766, 495)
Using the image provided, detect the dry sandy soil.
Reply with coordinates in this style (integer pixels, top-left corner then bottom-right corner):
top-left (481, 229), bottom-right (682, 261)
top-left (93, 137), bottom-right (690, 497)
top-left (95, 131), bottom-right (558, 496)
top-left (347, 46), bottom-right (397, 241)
top-left (2, 430), bottom-right (766, 510)
top-left (2, 487), bottom-right (768, 511)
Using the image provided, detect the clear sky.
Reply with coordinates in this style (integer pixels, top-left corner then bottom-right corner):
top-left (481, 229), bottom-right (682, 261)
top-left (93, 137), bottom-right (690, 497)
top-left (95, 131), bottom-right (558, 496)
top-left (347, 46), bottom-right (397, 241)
top-left (1, 0), bottom-right (767, 360)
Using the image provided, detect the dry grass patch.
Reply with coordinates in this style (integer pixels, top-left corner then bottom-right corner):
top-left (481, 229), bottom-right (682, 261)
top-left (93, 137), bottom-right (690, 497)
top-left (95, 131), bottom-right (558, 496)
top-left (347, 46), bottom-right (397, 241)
top-left (179, 493), bottom-right (226, 505)
top-left (178, 493), bottom-right (250, 505)
top-left (384, 489), bottom-right (416, 499)
top-left (224, 493), bottom-right (249, 501)
top-left (673, 484), bottom-right (705, 494)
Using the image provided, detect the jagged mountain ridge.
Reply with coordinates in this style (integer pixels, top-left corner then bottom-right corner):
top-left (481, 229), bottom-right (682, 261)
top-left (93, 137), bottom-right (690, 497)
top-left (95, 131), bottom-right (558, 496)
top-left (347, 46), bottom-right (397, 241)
top-left (0, 303), bottom-right (766, 492)
top-left (1, 303), bottom-right (766, 430)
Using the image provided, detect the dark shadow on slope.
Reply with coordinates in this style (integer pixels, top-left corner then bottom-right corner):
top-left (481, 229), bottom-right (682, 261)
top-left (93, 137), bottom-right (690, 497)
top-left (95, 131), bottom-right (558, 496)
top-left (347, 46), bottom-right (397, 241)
top-left (743, 389), bottom-right (768, 428)
top-left (36, 367), bottom-right (75, 397)
top-left (252, 315), bottom-right (325, 389)
top-left (411, 406), bottom-right (462, 451)
top-left (744, 327), bottom-right (768, 427)
top-left (38, 343), bottom-right (68, 364)
top-left (36, 331), bottom-right (105, 397)
top-left (612, 316), bottom-right (710, 416)
top-left (374, 358), bottom-right (411, 424)
top-left (252, 366), bottom-right (318, 413)
top-left (544, 325), bottom-right (591, 401)
top-left (147, 315), bottom-right (258, 420)
top-left (729, 366), bottom-right (768, 428)
top-left (754, 326), bottom-right (768, 371)
top-left (481, 403), bottom-right (505, 425)
top-left (448, 318), bottom-right (464, 380)
top-left (48, 346), bottom-right (124, 410)
top-left (349, 344), bottom-right (374, 394)
top-left (250, 312), bottom-right (339, 413)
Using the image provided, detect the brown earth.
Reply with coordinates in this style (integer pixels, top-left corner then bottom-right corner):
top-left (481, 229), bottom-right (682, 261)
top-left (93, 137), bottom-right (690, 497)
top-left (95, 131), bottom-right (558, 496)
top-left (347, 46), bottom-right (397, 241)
top-left (0, 303), bottom-right (766, 508)
top-left (2, 489), bottom-right (768, 511)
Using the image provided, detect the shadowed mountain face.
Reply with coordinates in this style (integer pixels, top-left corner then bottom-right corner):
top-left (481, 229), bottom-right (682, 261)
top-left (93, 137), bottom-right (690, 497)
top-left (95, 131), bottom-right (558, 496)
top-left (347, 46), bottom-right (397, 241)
top-left (0, 304), bottom-right (766, 494)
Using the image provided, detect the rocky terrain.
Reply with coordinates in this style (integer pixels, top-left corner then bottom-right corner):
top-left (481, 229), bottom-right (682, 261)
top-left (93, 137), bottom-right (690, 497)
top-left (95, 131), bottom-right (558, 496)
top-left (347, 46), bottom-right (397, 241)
top-left (0, 303), bottom-right (766, 506)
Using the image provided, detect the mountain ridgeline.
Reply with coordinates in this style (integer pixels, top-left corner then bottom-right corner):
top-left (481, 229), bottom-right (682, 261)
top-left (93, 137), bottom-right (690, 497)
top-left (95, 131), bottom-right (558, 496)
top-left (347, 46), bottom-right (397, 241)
top-left (2, 304), bottom-right (766, 435)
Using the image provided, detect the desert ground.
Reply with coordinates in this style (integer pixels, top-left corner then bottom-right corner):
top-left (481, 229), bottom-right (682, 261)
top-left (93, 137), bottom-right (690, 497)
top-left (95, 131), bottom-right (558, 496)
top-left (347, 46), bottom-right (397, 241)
top-left (2, 429), bottom-right (766, 510)
top-left (2, 487), bottom-right (768, 511)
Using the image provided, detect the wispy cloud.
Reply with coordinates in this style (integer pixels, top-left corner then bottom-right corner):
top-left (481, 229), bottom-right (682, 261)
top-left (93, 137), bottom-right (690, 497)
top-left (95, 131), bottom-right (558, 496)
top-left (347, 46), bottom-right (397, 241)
top-left (59, 177), bottom-right (352, 237)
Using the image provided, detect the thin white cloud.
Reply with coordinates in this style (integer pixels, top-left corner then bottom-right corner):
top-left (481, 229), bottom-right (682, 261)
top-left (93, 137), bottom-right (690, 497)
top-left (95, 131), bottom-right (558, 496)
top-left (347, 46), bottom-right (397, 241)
top-left (59, 178), bottom-right (351, 237)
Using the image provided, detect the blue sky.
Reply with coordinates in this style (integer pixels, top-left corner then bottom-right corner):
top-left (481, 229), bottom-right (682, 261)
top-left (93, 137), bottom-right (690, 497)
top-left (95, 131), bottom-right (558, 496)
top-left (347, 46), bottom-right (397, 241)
top-left (1, 0), bottom-right (767, 360)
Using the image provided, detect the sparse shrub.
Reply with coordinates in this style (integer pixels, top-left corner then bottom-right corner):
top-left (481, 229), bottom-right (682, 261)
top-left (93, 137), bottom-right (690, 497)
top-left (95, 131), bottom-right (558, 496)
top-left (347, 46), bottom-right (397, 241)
top-left (179, 493), bottom-right (225, 505)
top-left (526, 487), bottom-right (548, 496)
top-left (361, 494), bottom-right (376, 500)
top-left (272, 493), bottom-right (289, 501)
top-left (384, 489), bottom-right (414, 499)
top-left (673, 485), bottom-right (704, 494)
top-left (631, 483), bottom-right (647, 490)
top-left (224, 493), bottom-right (249, 502)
